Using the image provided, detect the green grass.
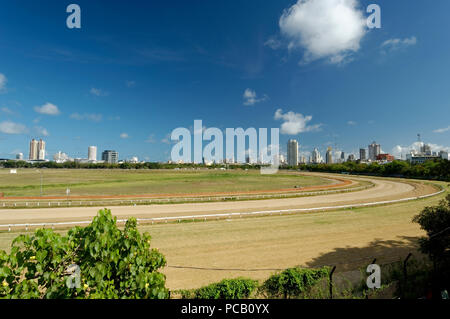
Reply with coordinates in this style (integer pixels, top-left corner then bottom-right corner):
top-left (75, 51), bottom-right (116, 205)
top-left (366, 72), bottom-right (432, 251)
top-left (0, 168), bottom-right (329, 197)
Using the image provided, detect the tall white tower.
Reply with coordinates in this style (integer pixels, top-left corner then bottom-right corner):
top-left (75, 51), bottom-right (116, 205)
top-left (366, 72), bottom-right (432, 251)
top-left (88, 146), bottom-right (97, 162)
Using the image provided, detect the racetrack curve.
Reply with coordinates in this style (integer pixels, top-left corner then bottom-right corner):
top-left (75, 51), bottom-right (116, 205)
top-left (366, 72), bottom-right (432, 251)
top-left (0, 174), bottom-right (439, 227)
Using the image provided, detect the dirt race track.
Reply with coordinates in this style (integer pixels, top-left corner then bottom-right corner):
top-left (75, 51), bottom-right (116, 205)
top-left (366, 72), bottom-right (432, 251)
top-left (0, 173), bottom-right (439, 226)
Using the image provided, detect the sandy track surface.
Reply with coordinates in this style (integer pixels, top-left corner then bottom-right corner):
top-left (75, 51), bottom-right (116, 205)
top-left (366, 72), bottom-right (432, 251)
top-left (0, 175), bottom-right (438, 226)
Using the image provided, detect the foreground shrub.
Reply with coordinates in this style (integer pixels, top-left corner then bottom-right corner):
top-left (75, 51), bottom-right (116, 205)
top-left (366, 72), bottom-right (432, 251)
top-left (259, 267), bottom-right (330, 299)
top-left (0, 209), bottom-right (168, 299)
top-left (179, 278), bottom-right (258, 299)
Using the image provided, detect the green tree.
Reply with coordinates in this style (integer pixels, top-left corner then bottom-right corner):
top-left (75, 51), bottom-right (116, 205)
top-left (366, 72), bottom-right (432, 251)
top-left (0, 209), bottom-right (168, 299)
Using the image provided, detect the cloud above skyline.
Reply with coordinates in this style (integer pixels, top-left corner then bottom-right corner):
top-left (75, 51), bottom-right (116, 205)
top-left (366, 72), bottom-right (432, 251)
top-left (0, 121), bottom-right (27, 134)
top-left (34, 102), bottom-right (60, 115)
top-left (433, 126), bottom-right (450, 134)
top-left (381, 36), bottom-right (417, 54)
top-left (70, 113), bottom-right (103, 122)
top-left (243, 88), bottom-right (268, 106)
top-left (278, 0), bottom-right (366, 64)
top-left (0, 73), bottom-right (7, 91)
top-left (274, 108), bottom-right (322, 135)
top-left (90, 87), bottom-right (109, 96)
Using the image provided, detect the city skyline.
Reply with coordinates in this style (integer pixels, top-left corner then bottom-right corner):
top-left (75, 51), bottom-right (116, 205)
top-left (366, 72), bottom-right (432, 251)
top-left (1, 1), bottom-right (450, 161)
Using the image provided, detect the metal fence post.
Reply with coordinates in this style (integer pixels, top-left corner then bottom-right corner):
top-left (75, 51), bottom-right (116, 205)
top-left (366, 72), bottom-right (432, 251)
top-left (329, 265), bottom-right (337, 299)
top-left (401, 253), bottom-right (412, 299)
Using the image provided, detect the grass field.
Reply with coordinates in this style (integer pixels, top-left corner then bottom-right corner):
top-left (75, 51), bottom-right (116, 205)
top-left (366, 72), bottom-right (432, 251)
top-left (0, 180), bottom-right (447, 290)
top-left (0, 168), bottom-right (329, 197)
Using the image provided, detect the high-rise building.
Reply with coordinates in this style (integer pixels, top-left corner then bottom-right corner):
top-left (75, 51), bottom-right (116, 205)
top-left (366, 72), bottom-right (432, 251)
top-left (420, 144), bottom-right (432, 155)
top-left (359, 148), bottom-right (366, 161)
top-left (102, 150), bottom-right (118, 164)
top-left (340, 152), bottom-right (345, 162)
top-left (38, 139), bottom-right (46, 160)
top-left (16, 153), bottom-right (23, 160)
top-left (368, 141), bottom-right (380, 161)
top-left (326, 147), bottom-right (333, 164)
top-left (312, 148), bottom-right (322, 164)
top-left (29, 139), bottom-right (38, 160)
top-left (88, 146), bottom-right (97, 162)
top-left (287, 139), bottom-right (299, 166)
top-left (29, 139), bottom-right (45, 160)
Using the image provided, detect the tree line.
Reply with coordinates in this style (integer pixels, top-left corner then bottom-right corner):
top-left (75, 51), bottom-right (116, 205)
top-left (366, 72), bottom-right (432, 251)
top-left (296, 159), bottom-right (450, 181)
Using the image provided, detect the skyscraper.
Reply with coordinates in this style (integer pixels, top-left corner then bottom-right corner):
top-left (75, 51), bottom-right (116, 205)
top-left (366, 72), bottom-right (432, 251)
top-left (29, 139), bottom-right (45, 160)
top-left (326, 147), bottom-right (333, 164)
top-left (29, 139), bottom-right (38, 160)
top-left (287, 139), bottom-right (299, 166)
top-left (368, 142), bottom-right (381, 161)
top-left (359, 148), bottom-right (366, 161)
top-left (88, 146), bottom-right (97, 162)
top-left (38, 139), bottom-right (45, 160)
top-left (312, 148), bottom-right (322, 164)
top-left (102, 150), bottom-right (119, 164)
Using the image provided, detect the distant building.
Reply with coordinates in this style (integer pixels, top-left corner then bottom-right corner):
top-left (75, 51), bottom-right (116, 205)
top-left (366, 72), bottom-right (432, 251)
top-left (340, 152), bottom-right (345, 162)
top-left (312, 148), bottom-right (322, 164)
top-left (420, 144), bottom-right (432, 155)
top-left (287, 139), bottom-right (299, 166)
top-left (376, 154), bottom-right (395, 162)
top-left (29, 139), bottom-right (45, 160)
top-left (347, 154), bottom-right (355, 162)
top-left (439, 151), bottom-right (449, 160)
top-left (368, 141), bottom-right (381, 161)
top-left (102, 150), bottom-right (119, 164)
top-left (53, 151), bottom-right (72, 163)
top-left (29, 139), bottom-right (38, 160)
top-left (16, 153), bottom-right (23, 160)
top-left (407, 153), bottom-right (439, 164)
top-left (300, 155), bottom-right (306, 164)
top-left (326, 147), bottom-right (333, 164)
top-left (88, 146), bottom-right (97, 162)
top-left (359, 148), bottom-right (366, 161)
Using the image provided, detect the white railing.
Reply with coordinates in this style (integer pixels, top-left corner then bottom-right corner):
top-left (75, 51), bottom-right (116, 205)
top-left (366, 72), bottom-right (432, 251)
top-left (0, 185), bottom-right (372, 209)
top-left (0, 188), bottom-right (444, 231)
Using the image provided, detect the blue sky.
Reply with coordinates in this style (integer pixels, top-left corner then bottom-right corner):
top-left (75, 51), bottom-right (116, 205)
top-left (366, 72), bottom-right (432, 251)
top-left (0, 0), bottom-right (449, 162)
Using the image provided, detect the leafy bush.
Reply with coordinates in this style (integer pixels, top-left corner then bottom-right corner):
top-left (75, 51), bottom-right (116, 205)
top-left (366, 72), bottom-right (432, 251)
top-left (179, 278), bottom-right (258, 299)
top-left (0, 209), bottom-right (168, 299)
top-left (381, 257), bottom-right (433, 299)
top-left (259, 267), bottom-right (330, 299)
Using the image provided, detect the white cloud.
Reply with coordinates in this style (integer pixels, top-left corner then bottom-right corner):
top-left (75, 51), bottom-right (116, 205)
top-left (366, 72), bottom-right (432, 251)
top-left (70, 113), bottom-right (103, 122)
top-left (243, 88), bottom-right (268, 106)
top-left (0, 73), bottom-right (7, 91)
top-left (0, 121), bottom-right (28, 134)
top-left (120, 133), bottom-right (129, 139)
top-left (264, 37), bottom-right (282, 50)
top-left (34, 102), bottom-right (60, 115)
top-left (35, 126), bottom-right (49, 137)
top-left (90, 87), bottom-right (109, 96)
top-left (274, 108), bottom-right (322, 135)
top-left (279, 0), bottom-right (366, 64)
top-left (1, 107), bottom-right (13, 114)
top-left (433, 126), bottom-right (450, 134)
top-left (347, 120), bottom-right (357, 125)
top-left (381, 36), bottom-right (417, 54)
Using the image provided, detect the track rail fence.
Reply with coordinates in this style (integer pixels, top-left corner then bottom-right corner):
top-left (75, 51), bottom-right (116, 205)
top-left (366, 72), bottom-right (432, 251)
top-left (0, 184), bottom-right (373, 209)
top-left (0, 188), bottom-right (445, 232)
